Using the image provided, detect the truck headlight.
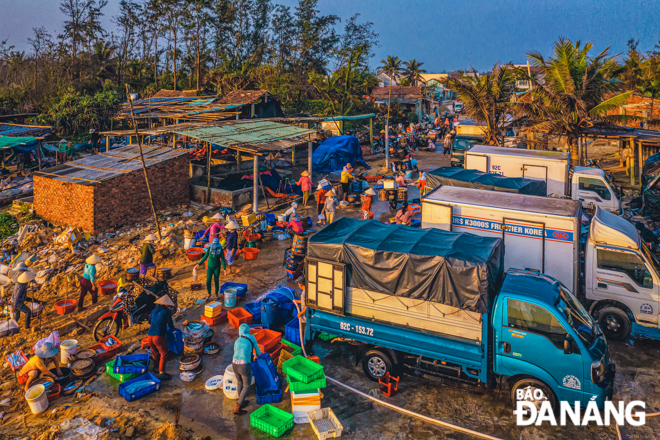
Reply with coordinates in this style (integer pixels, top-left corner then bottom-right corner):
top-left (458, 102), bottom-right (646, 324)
top-left (591, 360), bottom-right (605, 384)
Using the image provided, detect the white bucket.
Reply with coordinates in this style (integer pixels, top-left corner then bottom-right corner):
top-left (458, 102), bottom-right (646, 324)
top-left (277, 214), bottom-right (286, 222)
top-left (224, 288), bottom-right (237, 308)
top-left (60, 339), bottom-right (78, 365)
top-left (183, 238), bottom-right (194, 250)
top-left (25, 384), bottom-right (49, 414)
top-left (223, 365), bottom-right (239, 399)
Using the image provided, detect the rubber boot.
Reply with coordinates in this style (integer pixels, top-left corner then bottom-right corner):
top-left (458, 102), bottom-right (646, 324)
top-left (240, 399), bottom-right (250, 409)
top-left (234, 404), bottom-right (247, 416)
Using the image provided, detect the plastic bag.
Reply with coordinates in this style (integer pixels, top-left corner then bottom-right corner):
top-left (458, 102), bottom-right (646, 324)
top-left (192, 266), bottom-right (198, 282)
top-left (33, 330), bottom-right (60, 352)
top-left (0, 319), bottom-right (18, 336)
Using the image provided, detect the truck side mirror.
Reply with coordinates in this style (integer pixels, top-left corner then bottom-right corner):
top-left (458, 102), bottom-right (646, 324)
top-left (563, 336), bottom-right (573, 354)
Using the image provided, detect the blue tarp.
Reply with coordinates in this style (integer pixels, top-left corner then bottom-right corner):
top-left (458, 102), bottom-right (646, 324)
top-left (312, 135), bottom-right (370, 173)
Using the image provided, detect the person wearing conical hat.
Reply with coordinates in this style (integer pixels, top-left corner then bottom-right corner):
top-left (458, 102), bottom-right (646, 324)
top-left (198, 238), bottom-right (227, 301)
top-left (201, 212), bottom-right (225, 242)
top-left (297, 170), bottom-right (313, 207)
top-left (78, 254), bottom-right (101, 312)
top-left (361, 188), bottom-right (377, 220)
top-left (414, 171), bottom-right (427, 195)
top-left (321, 189), bottom-right (340, 224)
top-left (147, 294), bottom-right (175, 381)
top-left (315, 183), bottom-right (327, 217)
top-left (57, 139), bottom-right (68, 165)
top-left (12, 271), bottom-right (35, 331)
top-left (18, 342), bottom-right (62, 392)
top-left (225, 220), bottom-right (240, 274)
top-left (139, 234), bottom-right (159, 278)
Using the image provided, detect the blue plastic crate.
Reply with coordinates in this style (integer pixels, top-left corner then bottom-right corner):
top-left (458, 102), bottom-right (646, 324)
top-left (251, 353), bottom-right (281, 392)
top-left (221, 282), bottom-right (247, 298)
top-left (256, 387), bottom-right (283, 405)
top-left (193, 231), bottom-right (209, 243)
top-left (265, 213), bottom-right (276, 223)
top-left (285, 317), bottom-right (301, 344)
top-left (113, 354), bottom-right (150, 375)
top-left (244, 301), bottom-right (262, 321)
top-left (118, 373), bottom-right (161, 402)
top-left (167, 329), bottom-right (184, 354)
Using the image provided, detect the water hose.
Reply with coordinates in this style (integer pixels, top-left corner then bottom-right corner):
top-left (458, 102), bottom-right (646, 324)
top-left (616, 412), bottom-right (660, 440)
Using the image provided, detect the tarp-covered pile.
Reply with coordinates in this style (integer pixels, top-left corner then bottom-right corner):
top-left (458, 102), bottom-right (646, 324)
top-left (307, 218), bottom-right (503, 313)
top-left (426, 167), bottom-right (547, 196)
top-left (312, 135), bottom-right (369, 173)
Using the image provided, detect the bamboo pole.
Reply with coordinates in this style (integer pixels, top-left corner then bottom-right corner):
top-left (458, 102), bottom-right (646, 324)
top-left (207, 141), bottom-right (212, 204)
top-left (125, 84), bottom-right (163, 240)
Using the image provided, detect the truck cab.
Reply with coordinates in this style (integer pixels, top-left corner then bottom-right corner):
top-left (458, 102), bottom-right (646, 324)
top-left (585, 207), bottom-right (660, 340)
top-left (495, 270), bottom-right (614, 409)
top-left (572, 167), bottom-right (621, 214)
top-left (450, 136), bottom-right (484, 167)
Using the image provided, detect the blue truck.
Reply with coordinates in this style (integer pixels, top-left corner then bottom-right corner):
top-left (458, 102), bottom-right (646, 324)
top-left (304, 218), bottom-right (615, 409)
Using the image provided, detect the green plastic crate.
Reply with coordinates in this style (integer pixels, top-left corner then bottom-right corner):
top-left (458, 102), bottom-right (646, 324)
top-left (318, 333), bottom-right (338, 341)
top-left (105, 361), bottom-right (140, 383)
top-left (282, 355), bottom-right (324, 384)
top-left (287, 373), bottom-right (327, 392)
top-left (280, 338), bottom-right (302, 356)
top-left (250, 404), bottom-right (294, 438)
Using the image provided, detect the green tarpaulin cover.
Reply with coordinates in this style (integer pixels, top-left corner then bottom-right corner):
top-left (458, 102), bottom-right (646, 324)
top-left (426, 167), bottom-right (547, 196)
top-left (0, 136), bottom-right (38, 149)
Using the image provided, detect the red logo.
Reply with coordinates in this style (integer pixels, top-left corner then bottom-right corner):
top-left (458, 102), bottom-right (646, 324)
top-left (551, 231), bottom-right (569, 240)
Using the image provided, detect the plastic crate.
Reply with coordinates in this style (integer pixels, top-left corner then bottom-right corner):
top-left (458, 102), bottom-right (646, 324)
top-left (105, 361), bottom-right (140, 383)
top-left (256, 387), bottom-right (283, 405)
top-left (252, 353), bottom-right (281, 391)
top-left (118, 373), bottom-right (161, 402)
top-left (243, 301), bottom-right (262, 322)
top-left (201, 310), bottom-right (227, 326)
top-left (254, 328), bottom-right (282, 353)
top-left (268, 342), bottom-right (285, 363)
top-left (307, 408), bottom-right (343, 440)
top-left (317, 333), bottom-right (338, 341)
top-left (88, 343), bottom-right (119, 364)
top-left (99, 335), bottom-right (122, 351)
top-left (250, 404), bottom-right (294, 438)
top-left (287, 373), bottom-right (327, 392)
top-left (221, 282), bottom-right (247, 298)
top-left (227, 308), bottom-right (253, 329)
top-left (113, 353), bottom-right (150, 375)
top-left (167, 329), bottom-right (184, 354)
top-left (285, 317), bottom-right (301, 344)
top-left (47, 383), bottom-right (61, 403)
top-left (277, 347), bottom-right (295, 375)
top-left (280, 338), bottom-right (302, 356)
top-left (6, 350), bottom-right (28, 372)
top-left (282, 356), bottom-right (324, 384)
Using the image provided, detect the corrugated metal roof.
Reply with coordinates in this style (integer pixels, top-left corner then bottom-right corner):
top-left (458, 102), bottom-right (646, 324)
top-left (0, 123), bottom-right (51, 138)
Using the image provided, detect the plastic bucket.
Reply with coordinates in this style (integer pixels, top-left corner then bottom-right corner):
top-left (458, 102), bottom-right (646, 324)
top-left (261, 297), bottom-right (280, 328)
top-left (183, 238), bottom-right (194, 250)
top-left (60, 339), bottom-right (78, 365)
top-left (277, 214), bottom-right (286, 222)
top-left (224, 288), bottom-right (237, 308)
top-left (25, 384), bottom-right (49, 414)
top-left (223, 365), bottom-right (239, 399)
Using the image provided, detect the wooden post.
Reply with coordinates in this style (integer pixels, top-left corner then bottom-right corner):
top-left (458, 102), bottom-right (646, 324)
top-left (172, 135), bottom-right (176, 149)
top-left (236, 114), bottom-right (239, 120)
top-left (308, 141), bottom-right (313, 178)
top-left (630, 140), bottom-right (635, 186)
top-left (207, 141), bottom-right (212, 204)
top-left (37, 141), bottom-right (42, 171)
top-left (618, 140), bottom-right (624, 167)
top-left (236, 151), bottom-right (241, 172)
top-left (253, 155), bottom-right (259, 214)
top-left (106, 136), bottom-right (110, 152)
top-left (638, 140), bottom-right (643, 186)
top-left (292, 146), bottom-right (295, 167)
top-left (369, 118), bottom-right (374, 149)
top-left (251, 103), bottom-right (255, 118)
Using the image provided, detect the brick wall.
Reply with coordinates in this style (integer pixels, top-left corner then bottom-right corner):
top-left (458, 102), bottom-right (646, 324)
top-left (35, 155), bottom-right (190, 234)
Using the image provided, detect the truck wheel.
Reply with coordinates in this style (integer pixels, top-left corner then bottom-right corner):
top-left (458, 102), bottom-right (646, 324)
top-left (511, 378), bottom-right (557, 412)
top-left (362, 349), bottom-right (393, 382)
top-left (596, 307), bottom-right (631, 341)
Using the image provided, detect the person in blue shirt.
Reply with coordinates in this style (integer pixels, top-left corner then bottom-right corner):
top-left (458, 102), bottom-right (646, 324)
top-left (78, 254), bottom-right (101, 312)
top-left (12, 271), bottom-right (35, 330)
top-left (225, 220), bottom-right (239, 275)
top-left (147, 294), bottom-right (176, 380)
top-left (232, 323), bottom-right (261, 415)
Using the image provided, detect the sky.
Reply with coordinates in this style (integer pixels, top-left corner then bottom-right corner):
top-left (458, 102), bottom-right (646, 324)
top-left (1, 0), bottom-right (659, 72)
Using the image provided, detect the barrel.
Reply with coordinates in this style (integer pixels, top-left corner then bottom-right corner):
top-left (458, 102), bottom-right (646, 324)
top-left (126, 268), bottom-right (139, 281)
top-left (157, 268), bottom-right (171, 281)
top-left (223, 364), bottom-right (239, 399)
top-left (292, 235), bottom-right (308, 255)
top-left (261, 297), bottom-right (280, 328)
top-left (224, 288), bottom-right (237, 308)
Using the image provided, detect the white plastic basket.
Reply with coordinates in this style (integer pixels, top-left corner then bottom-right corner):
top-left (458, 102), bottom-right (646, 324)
top-left (307, 407), bottom-right (343, 440)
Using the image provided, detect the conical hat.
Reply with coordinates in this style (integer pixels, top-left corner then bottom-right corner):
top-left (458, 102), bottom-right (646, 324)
top-left (226, 220), bottom-right (239, 230)
top-left (17, 271), bottom-right (36, 283)
top-left (86, 254), bottom-right (102, 264)
top-left (301, 170), bottom-right (309, 177)
top-left (154, 294), bottom-right (175, 306)
top-left (211, 213), bottom-right (223, 221)
top-left (143, 234), bottom-right (158, 242)
top-left (326, 190), bottom-right (336, 197)
top-left (364, 188), bottom-right (377, 196)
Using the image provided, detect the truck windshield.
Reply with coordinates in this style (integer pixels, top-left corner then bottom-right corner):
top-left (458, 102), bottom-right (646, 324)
top-left (556, 285), bottom-right (597, 346)
top-left (641, 241), bottom-right (660, 276)
top-left (453, 138), bottom-right (480, 151)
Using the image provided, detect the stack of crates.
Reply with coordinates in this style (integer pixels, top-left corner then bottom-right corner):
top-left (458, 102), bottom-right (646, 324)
top-left (201, 301), bottom-right (227, 326)
top-left (282, 355), bottom-right (327, 424)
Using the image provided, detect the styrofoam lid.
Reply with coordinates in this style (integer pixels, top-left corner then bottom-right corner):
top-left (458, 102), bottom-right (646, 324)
top-left (205, 375), bottom-right (224, 390)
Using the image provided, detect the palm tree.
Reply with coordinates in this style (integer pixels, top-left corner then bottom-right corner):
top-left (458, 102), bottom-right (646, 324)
top-left (402, 59), bottom-right (427, 86)
top-left (443, 64), bottom-right (517, 146)
top-left (378, 55), bottom-right (403, 132)
top-left (516, 38), bottom-right (633, 164)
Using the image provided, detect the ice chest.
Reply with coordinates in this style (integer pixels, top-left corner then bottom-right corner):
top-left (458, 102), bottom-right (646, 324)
top-left (242, 213), bottom-right (257, 226)
top-left (292, 389), bottom-right (322, 424)
top-left (383, 180), bottom-right (398, 189)
top-left (205, 302), bottom-right (223, 318)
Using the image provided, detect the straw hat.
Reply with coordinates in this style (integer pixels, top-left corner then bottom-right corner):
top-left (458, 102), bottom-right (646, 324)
top-left (301, 170), bottom-right (309, 177)
top-left (326, 190), bottom-right (336, 197)
top-left (17, 271), bottom-right (36, 283)
top-left (143, 234), bottom-right (158, 242)
top-left (317, 183), bottom-right (325, 190)
top-left (154, 294), bottom-right (175, 307)
top-left (211, 213), bottom-right (223, 221)
top-left (364, 188), bottom-right (377, 196)
top-left (226, 220), bottom-right (239, 230)
top-left (86, 254), bottom-right (102, 265)
top-left (35, 342), bottom-right (58, 359)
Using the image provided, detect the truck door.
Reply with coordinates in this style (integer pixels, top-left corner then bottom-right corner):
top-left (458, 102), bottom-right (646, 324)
top-left (592, 247), bottom-right (658, 325)
top-left (502, 219), bottom-right (544, 273)
top-left (522, 165), bottom-right (548, 186)
top-left (468, 154), bottom-right (488, 172)
top-left (576, 176), bottom-right (617, 212)
top-left (499, 298), bottom-right (584, 402)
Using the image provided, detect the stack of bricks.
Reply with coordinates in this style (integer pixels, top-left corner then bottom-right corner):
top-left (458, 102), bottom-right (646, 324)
top-left (34, 155), bottom-right (189, 234)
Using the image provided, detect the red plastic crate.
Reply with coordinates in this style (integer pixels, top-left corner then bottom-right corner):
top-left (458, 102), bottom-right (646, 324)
top-left (201, 310), bottom-right (227, 326)
top-left (254, 329), bottom-right (282, 353)
top-left (268, 342), bottom-right (285, 362)
top-left (227, 308), bottom-right (253, 329)
top-left (47, 383), bottom-right (61, 402)
top-left (89, 343), bottom-right (119, 363)
top-left (99, 335), bottom-right (122, 352)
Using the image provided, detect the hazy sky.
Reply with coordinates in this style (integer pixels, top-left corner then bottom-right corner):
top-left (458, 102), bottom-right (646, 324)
top-left (1, 0), bottom-right (659, 71)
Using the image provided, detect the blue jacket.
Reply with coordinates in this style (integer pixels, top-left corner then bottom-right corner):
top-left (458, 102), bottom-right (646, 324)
top-left (233, 323), bottom-right (261, 362)
top-left (148, 305), bottom-right (174, 337)
top-left (12, 282), bottom-right (28, 308)
top-left (83, 263), bottom-right (96, 283)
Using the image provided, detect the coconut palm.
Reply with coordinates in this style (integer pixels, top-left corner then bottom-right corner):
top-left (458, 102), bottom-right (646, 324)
top-left (442, 64), bottom-right (517, 146)
top-left (516, 38), bottom-right (633, 164)
top-left (378, 55), bottom-right (403, 132)
top-left (402, 59), bottom-right (426, 86)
